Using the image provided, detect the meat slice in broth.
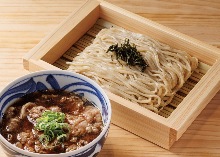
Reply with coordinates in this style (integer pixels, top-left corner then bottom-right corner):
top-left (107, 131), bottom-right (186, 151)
top-left (28, 106), bottom-right (47, 123)
top-left (5, 117), bottom-right (20, 132)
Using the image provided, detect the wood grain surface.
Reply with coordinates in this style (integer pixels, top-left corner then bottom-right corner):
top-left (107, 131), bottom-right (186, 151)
top-left (0, 0), bottom-right (220, 156)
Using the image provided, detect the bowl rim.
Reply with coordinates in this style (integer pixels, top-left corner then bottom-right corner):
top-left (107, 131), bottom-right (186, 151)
top-left (0, 70), bottom-right (112, 157)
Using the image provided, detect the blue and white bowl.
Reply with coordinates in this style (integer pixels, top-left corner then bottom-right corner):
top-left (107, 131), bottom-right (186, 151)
top-left (0, 70), bottom-right (111, 157)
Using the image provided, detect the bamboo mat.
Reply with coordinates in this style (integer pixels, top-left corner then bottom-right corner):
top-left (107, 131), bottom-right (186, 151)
top-left (0, 0), bottom-right (220, 156)
top-left (52, 18), bottom-right (210, 118)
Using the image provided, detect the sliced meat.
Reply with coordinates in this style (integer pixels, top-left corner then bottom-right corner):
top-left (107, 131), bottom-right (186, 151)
top-left (17, 132), bottom-right (33, 144)
top-left (34, 140), bottom-right (47, 154)
top-left (20, 102), bottom-right (36, 119)
top-left (66, 144), bottom-right (77, 152)
top-left (67, 106), bottom-right (103, 137)
top-left (5, 107), bottom-right (16, 119)
top-left (61, 95), bottom-right (84, 113)
top-left (17, 131), bottom-right (36, 152)
top-left (48, 106), bottom-right (61, 112)
top-left (77, 140), bottom-right (88, 148)
top-left (66, 114), bottom-right (87, 136)
top-left (6, 117), bottom-right (20, 132)
top-left (28, 106), bottom-right (46, 122)
top-left (83, 106), bottom-right (102, 123)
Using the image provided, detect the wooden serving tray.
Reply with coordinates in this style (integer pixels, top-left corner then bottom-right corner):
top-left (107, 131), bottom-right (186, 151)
top-left (23, 0), bottom-right (220, 149)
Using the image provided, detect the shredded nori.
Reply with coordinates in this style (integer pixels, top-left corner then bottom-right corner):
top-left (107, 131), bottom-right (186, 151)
top-left (106, 38), bottom-right (148, 72)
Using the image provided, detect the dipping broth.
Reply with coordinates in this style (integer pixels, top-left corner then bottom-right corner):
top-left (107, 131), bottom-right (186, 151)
top-left (0, 90), bottom-right (103, 154)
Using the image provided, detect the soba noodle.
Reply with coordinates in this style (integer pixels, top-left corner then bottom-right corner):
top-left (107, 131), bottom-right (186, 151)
top-left (67, 28), bottom-right (198, 113)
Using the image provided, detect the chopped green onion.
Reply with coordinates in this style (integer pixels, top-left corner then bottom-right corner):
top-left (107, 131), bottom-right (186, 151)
top-left (35, 110), bottom-right (69, 145)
